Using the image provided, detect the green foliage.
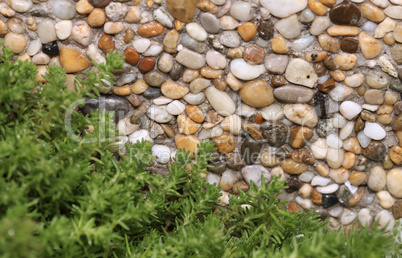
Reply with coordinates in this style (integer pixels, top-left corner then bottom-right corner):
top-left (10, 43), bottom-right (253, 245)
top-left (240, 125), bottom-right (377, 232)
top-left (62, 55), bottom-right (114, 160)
top-left (0, 47), bottom-right (400, 258)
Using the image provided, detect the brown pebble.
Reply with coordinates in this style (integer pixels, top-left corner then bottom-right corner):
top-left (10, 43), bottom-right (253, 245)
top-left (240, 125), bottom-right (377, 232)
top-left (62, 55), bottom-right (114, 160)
top-left (212, 78), bottom-right (227, 91)
top-left (238, 22), bottom-right (257, 41)
top-left (356, 86), bottom-right (366, 96)
top-left (59, 47), bottom-right (91, 73)
top-left (123, 47), bottom-right (140, 66)
top-left (215, 133), bottom-right (236, 153)
top-left (287, 202), bottom-right (300, 212)
top-left (98, 33), bottom-right (115, 54)
top-left (185, 105), bottom-right (205, 123)
top-left (354, 116), bottom-right (365, 132)
top-left (232, 181), bottom-right (249, 194)
top-left (244, 46), bottom-right (265, 64)
top-left (329, 1), bottom-right (361, 25)
top-left (349, 171), bottom-right (367, 186)
top-left (137, 22), bottom-right (164, 38)
top-left (281, 158), bottom-right (309, 174)
top-left (392, 201), bottom-right (402, 219)
top-left (255, 113), bottom-right (264, 124)
top-left (291, 149), bottom-right (315, 165)
top-left (318, 78), bottom-right (335, 93)
top-left (364, 89), bottom-right (384, 105)
top-left (289, 126), bottom-right (313, 149)
top-left (271, 75), bottom-right (286, 87)
top-left (125, 94), bottom-right (142, 107)
top-left (160, 124), bottom-right (175, 138)
top-left (311, 188), bottom-right (322, 205)
top-left (197, 0), bottom-right (218, 14)
top-left (166, 0), bottom-right (198, 23)
top-left (313, 62), bottom-right (327, 76)
top-left (89, 0), bottom-right (111, 8)
top-left (243, 122), bottom-right (263, 141)
top-left (341, 38), bottom-right (359, 53)
top-left (348, 187), bottom-right (365, 207)
top-left (390, 146), bottom-right (402, 165)
top-left (323, 55), bottom-right (337, 70)
top-left (123, 28), bottom-right (135, 44)
top-left (138, 57), bottom-right (156, 73)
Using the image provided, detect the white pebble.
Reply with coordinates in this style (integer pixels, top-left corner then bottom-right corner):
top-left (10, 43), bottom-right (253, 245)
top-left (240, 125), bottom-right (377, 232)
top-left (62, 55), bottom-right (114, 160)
top-left (241, 165), bottom-right (271, 187)
top-left (230, 1), bottom-right (254, 22)
top-left (220, 16), bottom-right (239, 30)
top-left (153, 96), bottom-right (173, 106)
top-left (143, 43), bottom-right (163, 56)
top-left (186, 22), bottom-right (208, 42)
top-left (37, 20), bottom-right (57, 44)
top-left (339, 121), bottom-right (354, 140)
top-left (358, 208), bottom-right (372, 228)
top-left (364, 122), bottom-right (386, 140)
top-left (52, 0), bottom-right (76, 20)
top-left (6, 0), bottom-right (32, 12)
top-left (32, 53), bottom-right (50, 65)
top-left (128, 129), bottom-right (153, 144)
top-left (357, 131), bottom-right (372, 148)
top-left (260, 0), bottom-right (307, 18)
top-left (230, 59), bottom-right (266, 81)
top-left (328, 84), bottom-right (353, 102)
top-left (71, 21), bottom-right (91, 46)
top-left (375, 210), bottom-right (395, 232)
top-left (237, 103), bottom-right (257, 117)
top-left (362, 104), bottom-right (379, 112)
top-left (275, 14), bottom-right (301, 39)
top-left (87, 44), bottom-right (105, 64)
top-left (205, 86), bottom-right (236, 116)
top-left (316, 184), bottom-right (339, 194)
top-left (326, 134), bottom-right (343, 149)
top-left (206, 173), bottom-right (221, 185)
top-left (291, 35), bottom-right (316, 51)
top-left (206, 50), bottom-right (227, 69)
top-left (340, 209), bottom-right (357, 225)
top-left (384, 6), bottom-right (402, 20)
top-left (329, 206), bottom-right (344, 218)
top-left (132, 38), bottom-right (151, 53)
top-left (295, 196), bottom-right (312, 209)
top-left (104, 22), bottom-right (124, 34)
top-left (340, 101), bottom-right (362, 120)
top-left (220, 170), bottom-right (238, 190)
top-left (55, 20), bottom-right (72, 40)
top-left (311, 138), bottom-right (328, 160)
top-left (105, 2), bottom-right (127, 21)
top-left (183, 92), bottom-right (206, 105)
top-left (166, 100), bottom-right (185, 115)
top-left (152, 145), bottom-right (171, 164)
top-left (147, 105), bottom-right (174, 123)
top-left (299, 171), bottom-right (315, 182)
top-left (260, 104), bottom-right (284, 121)
top-left (117, 117), bottom-right (139, 135)
top-left (27, 38), bottom-right (41, 56)
top-left (344, 73), bottom-right (365, 88)
top-left (153, 8), bottom-right (173, 28)
top-left (311, 175), bottom-right (331, 187)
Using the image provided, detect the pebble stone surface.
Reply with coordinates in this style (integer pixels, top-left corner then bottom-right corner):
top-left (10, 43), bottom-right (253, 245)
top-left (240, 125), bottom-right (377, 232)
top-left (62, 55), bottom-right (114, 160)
top-left (4, 0), bottom-right (402, 231)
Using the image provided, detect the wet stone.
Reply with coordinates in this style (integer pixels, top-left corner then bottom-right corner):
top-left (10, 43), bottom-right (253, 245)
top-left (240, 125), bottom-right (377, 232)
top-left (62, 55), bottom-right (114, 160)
top-left (257, 20), bottom-right (274, 40)
top-left (341, 38), bottom-right (359, 53)
top-left (336, 185), bottom-right (352, 205)
top-left (362, 141), bottom-right (387, 162)
top-left (316, 118), bottom-right (334, 137)
top-left (285, 176), bottom-right (303, 193)
top-left (321, 194), bottom-right (339, 208)
top-left (208, 161), bottom-right (226, 174)
top-left (81, 95), bottom-right (131, 122)
top-left (261, 121), bottom-right (288, 147)
top-left (143, 86), bottom-right (161, 99)
top-left (42, 41), bottom-right (59, 57)
top-left (329, 1), bottom-right (362, 25)
top-left (241, 138), bottom-right (262, 165)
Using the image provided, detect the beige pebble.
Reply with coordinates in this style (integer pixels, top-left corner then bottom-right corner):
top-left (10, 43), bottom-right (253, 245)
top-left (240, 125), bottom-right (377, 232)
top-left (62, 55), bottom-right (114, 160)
top-left (329, 168), bottom-right (349, 184)
top-left (342, 152), bottom-right (355, 169)
top-left (4, 32), bottom-right (26, 54)
top-left (397, 130), bottom-right (402, 146)
top-left (161, 80), bottom-right (190, 99)
top-left (329, 70), bottom-right (345, 81)
top-left (131, 79), bottom-right (148, 94)
top-left (375, 17), bottom-right (396, 38)
top-left (26, 17), bottom-right (36, 31)
top-left (17, 53), bottom-right (30, 62)
top-left (104, 22), bottom-right (124, 34)
top-left (304, 51), bottom-right (328, 62)
top-left (221, 114), bottom-right (242, 135)
top-left (182, 69), bottom-right (199, 83)
top-left (394, 22), bottom-right (402, 43)
top-left (177, 114), bottom-right (201, 135)
top-left (314, 163), bottom-right (329, 177)
top-left (281, 158), bottom-right (309, 175)
top-left (227, 48), bottom-right (243, 59)
top-left (112, 85), bottom-right (131, 96)
top-left (88, 8), bottom-right (106, 27)
top-left (327, 25), bottom-right (359, 36)
top-left (71, 21), bottom-right (91, 46)
top-left (35, 66), bottom-right (48, 83)
top-left (359, 2), bottom-right (385, 23)
top-left (387, 168), bottom-right (402, 198)
top-left (348, 187), bottom-right (365, 207)
top-left (125, 7), bottom-right (141, 23)
top-left (383, 32), bottom-right (396, 45)
top-left (377, 191), bottom-right (395, 209)
top-left (376, 104), bottom-right (393, 125)
top-left (368, 165), bottom-right (386, 192)
top-left (390, 145), bottom-right (402, 165)
top-left (8, 18), bottom-right (25, 34)
top-left (163, 29), bottom-right (179, 54)
top-left (335, 53), bottom-right (357, 70)
top-left (75, 0), bottom-right (94, 14)
top-left (359, 32), bottom-right (383, 59)
top-left (271, 35), bottom-right (289, 54)
top-left (343, 137), bottom-right (362, 154)
top-left (200, 67), bottom-right (224, 79)
top-left (318, 34), bottom-right (340, 53)
top-left (260, 151), bottom-right (281, 167)
top-left (298, 183), bottom-right (312, 199)
top-left (385, 90), bottom-right (399, 105)
top-left (226, 72), bottom-right (243, 91)
top-left (308, 0), bottom-right (327, 16)
top-left (0, 20), bottom-right (8, 35)
top-left (0, 3), bottom-right (15, 17)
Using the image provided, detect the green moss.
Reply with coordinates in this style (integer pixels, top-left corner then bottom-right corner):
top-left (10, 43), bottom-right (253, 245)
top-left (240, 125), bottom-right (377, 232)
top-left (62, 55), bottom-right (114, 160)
top-left (0, 47), bottom-right (400, 257)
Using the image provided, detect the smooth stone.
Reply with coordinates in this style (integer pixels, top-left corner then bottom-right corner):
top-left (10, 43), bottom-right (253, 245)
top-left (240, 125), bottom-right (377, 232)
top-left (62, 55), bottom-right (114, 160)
top-left (375, 17), bottom-right (396, 38)
top-left (180, 34), bottom-right (208, 54)
top-left (59, 47), bottom-right (91, 73)
top-left (143, 71), bottom-right (167, 87)
top-left (189, 78), bottom-right (211, 94)
top-left (299, 171), bottom-right (315, 182)
top-left (340, 209), bottom-right (357, 225)
top-left (220, 15), bottom-right (239, 30)
top-left (186, 22), bottom-right (208, 42)
top-left (329, 0), bottom-right (362, 25)
top-left (326, 147), bottom-right (344, 169)
top-left (344, 73), bottom-right (365, 88)
top-left (152, 145), bottom-right (171, 164)
top-left (88, 0), bottom-right (111, 8)
top-left (166, 100), bottom-right (185, 115)
top-left (257, 20), bottom-right (274, 40)
top-left (206, 50), bottom-right (226, 70)
top-left (281, 158), bottom-right (309, 174)
top-left (241, 138), bottom-right (262, 165)
top-left (339, 101), bottom-right (362, 120)
top-left (366, 70), bottom-right (391, 89)
top-left (260, 0), bottom-right (307, 18)
top-left (291, 35), bottom-right (316, 51)
top-left (143, 87), bottom-right (161, 99)
top-left (220, 170), bottom-right (238, 191)
top-left (128, 130), bottom-right (152, 144)
top-left (221, 114), bottom-right (242, 135)
top-left (239, 80), bottom-right (274, 108)
top-left (329, 168), bottom-right (349, 184)
top-left (317, 184), bottom-right (339, 194)
top-left (3, 32), bottom-right (26, 54)
top-left (219, 31), bottom-right (241, 48)
top-left (200, 12), bottom-right (220, 34)
top-left (356, 131), bottom-right (371, 149)
top-left (274, 85), bottom-right (314, 103)
top-left (71, 21), bottom-right (91, 46)
top-left (260, 104), bottom-right (284, 121)
top-left (230, 59), bottom-right (266, 81)
top-left (311, 138), bottom-right (328, 159)
top-left (387, 168), bottom-right (402, 198)
top-left (81, 95), bottom-right (131, 122)
top-left (337, 185), bottom-right (352, 205)
top-left (363, 122), bottom-right (386, 140)
top-left (176, 49), bottom-right (206, 69)
top-left (359, 32), bottom-right (383, 60)
top-left (310, 17), bottom-right (331, 35)
top-left (311, 176), bottom-right (331, 186)
top-left (390, 44), bottom-right (402, 64)
top-left (376, 210), bottom-right (395, 232)
top-left (147, 105), bottom-right (173, 123)
top-left (377, 191), bottom-right (395, 209)
top-left (133, 38), bottom-right (151, 53)
top-left (6, 0), bottom-right (32, 12)
top-left (27, 38), bottom-right (41, 56)
top-left (206, 173), bottom-right (221, 185)
top-left (321, 194), bottom-right (339, 208)
top-left (384, 6), bottom-right (402, 19)
top-left (205, 87), bottom-right (235, 116)
top-left (285, 59), bottom-right (318, 88)
top-left (329, 206), bottom-right (344, 218)
top-left (161, 81), bottom-right (189, 99)
top-left (183, 92), bottom-right (206, 105)
top-left (241, 165), bottom-right (271, 187)
top-left (158, 53), bottom-right (174, 73)
top-left (264, 54), bottom-right (288, 74)
top-left (326, 134), bottom-right (342, 149)
top-left (175, 134), bottom-right (200, 156)
top-left (169, 63), bottom-right (185, 81)
top-left (329, 84), bottom-right (353, 102)
top-left (37, 20), bottom-right (57, 44)
top-left (230, 1), bottom-right (254, 22)
top-left (363, 141), bottom-right (387, 161)
top-left (52, 0), bottom-right (76, 20)
top-left (275, 14), bottom-right (301, 39)
top-left (358, 208), bottom-right (372, 228)
top-left (153, 96), bottom-right (173, 106)
top-left (166, 0), bottom-right (197, 22)
top-left (284, 104), bottom-right (318, 128)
